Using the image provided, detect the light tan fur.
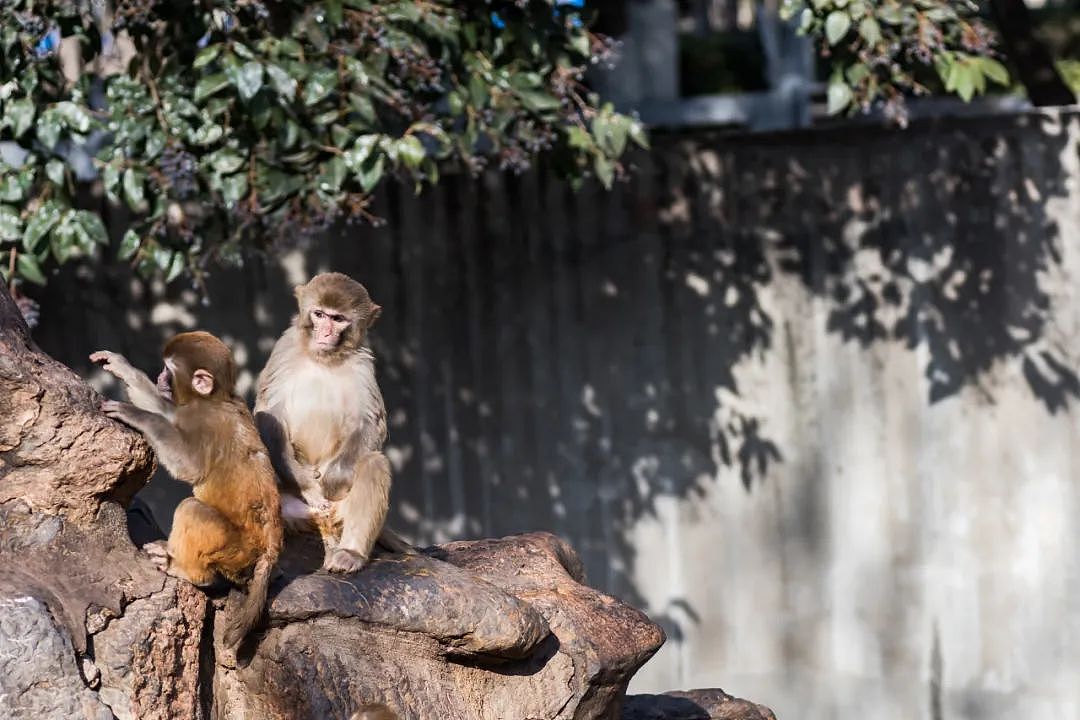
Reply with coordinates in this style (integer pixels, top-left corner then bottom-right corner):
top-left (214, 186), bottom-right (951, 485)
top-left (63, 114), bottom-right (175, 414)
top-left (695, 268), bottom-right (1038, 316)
top-left (91, 332), bottom-right (283, 650)
top-left (255, 273), bottom-right (409, 574)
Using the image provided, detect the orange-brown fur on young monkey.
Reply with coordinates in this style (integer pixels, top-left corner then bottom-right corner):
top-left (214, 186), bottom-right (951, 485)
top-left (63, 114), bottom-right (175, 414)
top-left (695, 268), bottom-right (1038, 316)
top-left (255, 272), bottom-right (409, 574)
top-left (91, 332), bottom-right (282, 650)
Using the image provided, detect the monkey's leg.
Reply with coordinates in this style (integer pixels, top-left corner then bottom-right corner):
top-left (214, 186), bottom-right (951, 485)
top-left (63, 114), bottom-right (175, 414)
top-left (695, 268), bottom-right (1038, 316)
top-left (166, 497), bottom-right (242, 587)
top-left (324, 452), bottom-right (390, 574)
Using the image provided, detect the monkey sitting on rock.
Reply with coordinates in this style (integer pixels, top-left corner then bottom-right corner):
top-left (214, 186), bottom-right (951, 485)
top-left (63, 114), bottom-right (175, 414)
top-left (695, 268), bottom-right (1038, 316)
top-left (91, 331), bottom-right (283, 652)
top-left (255, 272), bottom-right (413, 574)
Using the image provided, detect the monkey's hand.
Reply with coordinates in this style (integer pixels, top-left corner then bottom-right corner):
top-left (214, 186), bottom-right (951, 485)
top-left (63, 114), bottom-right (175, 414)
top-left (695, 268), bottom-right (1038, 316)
top-left (90, 350), bottom-right (138, 384)
top-left (323, 548), bottom-right (368, 574)
top-left (100, 399), bottom-right (140, 427)
top-left (142, 540), bottom-right (170, 573)
top-left (93, 352), bottom-right (173, 417)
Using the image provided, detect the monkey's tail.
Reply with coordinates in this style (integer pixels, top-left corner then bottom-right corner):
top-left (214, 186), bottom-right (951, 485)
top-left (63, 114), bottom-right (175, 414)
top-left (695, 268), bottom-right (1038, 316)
top-left (221, 554), bottom-right (274, 650)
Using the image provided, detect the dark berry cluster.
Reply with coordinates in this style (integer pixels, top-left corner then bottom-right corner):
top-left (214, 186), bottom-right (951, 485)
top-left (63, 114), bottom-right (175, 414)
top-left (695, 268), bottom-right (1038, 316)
top-left (158, 146), bottom-right (199, 199)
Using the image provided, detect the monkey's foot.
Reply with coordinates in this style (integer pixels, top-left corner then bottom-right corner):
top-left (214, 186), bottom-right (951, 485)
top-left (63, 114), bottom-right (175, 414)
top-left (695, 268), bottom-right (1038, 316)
top-left (142, 541), bottom-right (170, 572)
top-left (323, 548), bottom-right (368, 574)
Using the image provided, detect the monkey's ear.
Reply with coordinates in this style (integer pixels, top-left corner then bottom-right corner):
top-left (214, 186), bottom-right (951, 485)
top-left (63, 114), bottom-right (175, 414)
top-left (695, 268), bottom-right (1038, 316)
top-left (191, 369), bottom-right (215, 396)
top-left (368, 303), bottom-right (382, 328)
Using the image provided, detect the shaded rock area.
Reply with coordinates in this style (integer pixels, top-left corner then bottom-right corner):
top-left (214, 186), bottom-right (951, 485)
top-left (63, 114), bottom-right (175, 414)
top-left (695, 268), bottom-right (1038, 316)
top-left (0, 281), bottom-right (775, 719)
top-left (622, 690), bottom-right (778, 720)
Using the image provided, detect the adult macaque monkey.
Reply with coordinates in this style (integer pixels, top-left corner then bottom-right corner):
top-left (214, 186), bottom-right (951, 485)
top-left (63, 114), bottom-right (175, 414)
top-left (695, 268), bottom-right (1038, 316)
top-left (256, 272), bottom-right (410, 573)
top-left (90, 332), bottom-right (283, 651)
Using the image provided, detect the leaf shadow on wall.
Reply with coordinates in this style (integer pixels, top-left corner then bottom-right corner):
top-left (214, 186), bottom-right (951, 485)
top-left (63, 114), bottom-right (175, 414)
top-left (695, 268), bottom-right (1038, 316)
top-left (32, 111), bottom-right (1078, 660)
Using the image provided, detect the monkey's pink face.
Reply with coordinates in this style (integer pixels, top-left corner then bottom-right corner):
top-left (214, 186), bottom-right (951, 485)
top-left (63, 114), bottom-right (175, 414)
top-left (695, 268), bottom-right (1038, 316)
top-left (310, 307), bottom-right (351, 351)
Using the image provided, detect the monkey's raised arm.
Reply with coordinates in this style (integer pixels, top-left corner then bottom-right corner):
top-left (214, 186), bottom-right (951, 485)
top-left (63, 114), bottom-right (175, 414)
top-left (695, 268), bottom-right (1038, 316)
top-left (90, 351), bottom-right (174, 419)
top-left (101, 400), bottom-right (201, 483)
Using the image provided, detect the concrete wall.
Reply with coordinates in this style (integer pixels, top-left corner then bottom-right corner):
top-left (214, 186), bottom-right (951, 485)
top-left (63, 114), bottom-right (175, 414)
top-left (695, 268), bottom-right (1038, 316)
top-left (33, 110), bottom-right (1080, 719)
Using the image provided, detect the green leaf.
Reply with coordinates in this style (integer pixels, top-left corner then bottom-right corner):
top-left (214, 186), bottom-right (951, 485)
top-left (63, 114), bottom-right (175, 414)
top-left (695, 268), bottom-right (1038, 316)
top-left (23, 202), bottom-right (61, 252)
top-left (397, 136), bottom-right (425, 169)
top-left (266, 65), bottom-right (297, 102)
top-left (358, 155), bottom-right (384, 192)
top-left (234, 61), bottom-right (264, 101)
top-left (145, 132), bottom-right (166, 160)
top-left (211, 151), bottom-right (245, 175)
top-left (123, 168), bottom-right (147, 211)
top-left (593, 156), bottom-right (615, 189)
top-left (318, 156), bottom-right (348, 192)
top-left (37, 111), bottom-right (62, 149)
top-left (567, 125), bottom-right (592, 150)
top-left (103, 164), bottom-right (121, 204)
top-left (303, 68), bottom-right (338, 105)
top-left (517, 89), bottom-right (561, 112)
top-left (165, 252), bottom-right (185, 282)
top-left (118, 229), bottom-right (141, 260)
top-left (345, 134), bottom-right (381, 170)
top-left (827, 81), bottom-right (854, 114)
top-left (858, 17), bottom-right (881, 46)
top-left (45, 160), bottom-right (65, 187)
top-left (6, 98), bottom-right (34, 138)
top-left (825, 11), bottom-right (852, 46)
top-left (193, 44), bottom-right (221, 70)
top-left (190, 123), bottom-right (224, 146)
top-left (55, 102), bottom-right (91, 133)
top-left (955, 64), bottom-right (975, 102)
top-left (221, 173), bottom-right (248, 207)
top-left (153, 246), bottom-right (175, 273)
top-left (981, 58), bottom-right (1010, 86)
top-left (0, 205), bottom-right (22, 241)
top-left (16, 252), bottom-right (46, 285)
top-left (0, 173), bottom-right (27, 202)
top-left (75, 211), bottom-right (109, 246)
top-left (194, 74), bottom-right (230, 104)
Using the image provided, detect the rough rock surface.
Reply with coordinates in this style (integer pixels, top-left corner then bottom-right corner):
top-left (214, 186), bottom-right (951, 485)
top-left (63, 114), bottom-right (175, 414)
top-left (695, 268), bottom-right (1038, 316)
top-left (213, 531), bottom-right (666, 719)
top-left (622, 690), bottom-right (777, 720)
top-left (0, 595), bottom-right (113, 720)
top-left (0, 279), bottom-right (153, 520)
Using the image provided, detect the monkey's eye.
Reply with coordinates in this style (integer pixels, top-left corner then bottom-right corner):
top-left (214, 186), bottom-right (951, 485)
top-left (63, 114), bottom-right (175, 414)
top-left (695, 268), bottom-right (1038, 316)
top-left (330, 314), bottom-right (346, 323)
top-left (313, 309), bottom-right (325, 319)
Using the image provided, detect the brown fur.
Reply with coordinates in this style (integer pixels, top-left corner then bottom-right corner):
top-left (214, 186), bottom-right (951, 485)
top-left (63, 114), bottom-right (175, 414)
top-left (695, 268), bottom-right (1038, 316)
top-left (255, 273), bottom-right (407, 574)
top-left (92, 332), bottom-right (282, 649)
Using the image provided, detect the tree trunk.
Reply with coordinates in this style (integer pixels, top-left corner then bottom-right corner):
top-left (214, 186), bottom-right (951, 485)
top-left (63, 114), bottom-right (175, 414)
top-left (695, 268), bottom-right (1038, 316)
top-left (0, 280), bottom-right (775, 720)
top-left (989, 0), bottom-right (1076, 107)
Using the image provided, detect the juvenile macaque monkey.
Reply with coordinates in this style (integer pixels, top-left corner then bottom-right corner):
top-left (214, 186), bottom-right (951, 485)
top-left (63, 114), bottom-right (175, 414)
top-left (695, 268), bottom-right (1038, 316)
top-left (255, 272), bottom-right (409, 573)
top-left (91, 332), bottom-right (283, 650)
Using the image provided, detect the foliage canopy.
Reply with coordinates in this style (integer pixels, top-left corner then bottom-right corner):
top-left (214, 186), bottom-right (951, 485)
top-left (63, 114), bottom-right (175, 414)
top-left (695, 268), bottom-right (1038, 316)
top-left (782, 0), bottom-right (1010, 125)
top-left (0, 1), bottom-right (1024, 290)
top-left (0, 0), bottom-right (645, 288)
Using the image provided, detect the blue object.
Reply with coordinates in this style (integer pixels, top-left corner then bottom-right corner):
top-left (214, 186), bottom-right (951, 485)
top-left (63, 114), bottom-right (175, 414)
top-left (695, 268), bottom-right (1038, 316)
top-left (35, 28), bottom-right (60, 58)
top-left (492, 0), bottom-right (585, 30)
